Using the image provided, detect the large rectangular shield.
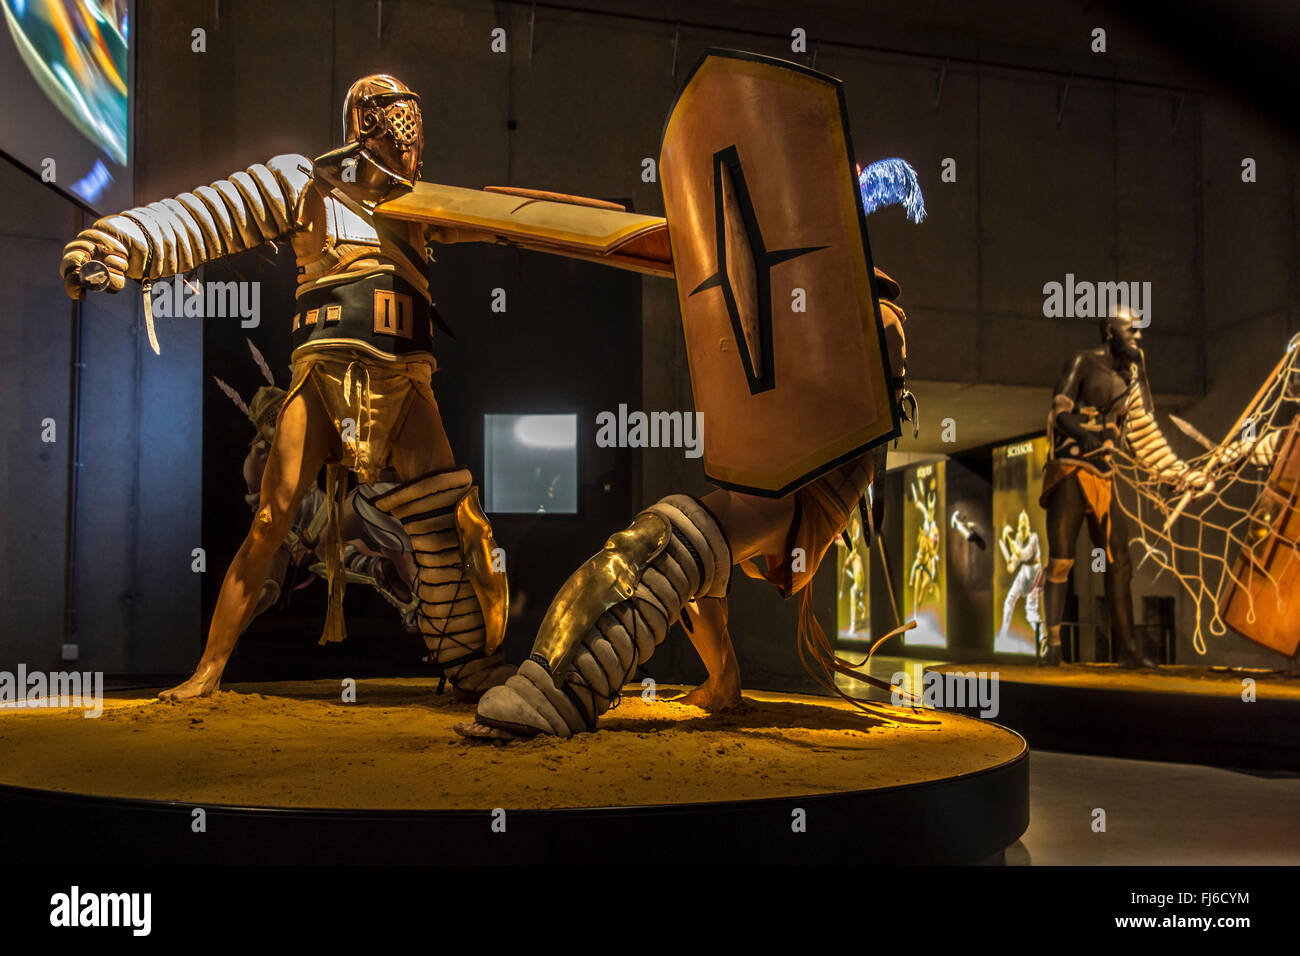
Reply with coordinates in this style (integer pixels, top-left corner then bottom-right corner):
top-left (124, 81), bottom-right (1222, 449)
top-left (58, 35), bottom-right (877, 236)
top-left (1218, 415), bottom-right (1300, 655)
top-left (660, 50), bottom-right (900, 496)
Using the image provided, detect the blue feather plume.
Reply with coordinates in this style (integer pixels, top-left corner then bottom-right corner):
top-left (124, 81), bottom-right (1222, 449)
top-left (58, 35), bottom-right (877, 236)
top-left (857, 158), bottom-right (926, 223)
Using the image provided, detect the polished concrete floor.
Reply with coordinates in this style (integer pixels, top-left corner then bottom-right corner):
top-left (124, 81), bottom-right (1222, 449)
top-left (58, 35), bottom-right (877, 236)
top-left (1015, 750), bottom-right (1300, 865)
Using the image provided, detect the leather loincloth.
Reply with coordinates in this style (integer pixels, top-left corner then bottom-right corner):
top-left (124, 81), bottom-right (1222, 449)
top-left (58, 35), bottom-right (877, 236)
top-left (282, 346), bottom-right (438, 485)
top-left (1040, 459), bottom-right (1114, 560)
top-left (740, 454), bottom-right (873, 599)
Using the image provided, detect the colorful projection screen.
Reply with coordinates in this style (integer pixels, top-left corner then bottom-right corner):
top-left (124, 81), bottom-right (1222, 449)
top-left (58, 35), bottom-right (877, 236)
top-left (835, 508), bottom-right (871, 643)
top-left (0, 0), bottom-right (132, 210)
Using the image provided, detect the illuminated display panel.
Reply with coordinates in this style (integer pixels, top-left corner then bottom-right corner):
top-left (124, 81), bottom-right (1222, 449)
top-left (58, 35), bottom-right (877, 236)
top-left (903, 461), bottom-right (946, 647)
top-left (484, 413), bottom-right (578, 514)
top-left (835, 507), bottom-right (870, 643)
top-left (0, 0), bottom-right (133, 210)
top-left (991, 436), bottom-right (1050, 657)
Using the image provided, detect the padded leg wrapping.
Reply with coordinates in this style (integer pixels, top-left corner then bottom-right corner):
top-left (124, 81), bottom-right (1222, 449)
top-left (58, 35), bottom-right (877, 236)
top-left (476, 495), bottom-right (730, 735)
top-left (374, 468), bottom-right (510, 694)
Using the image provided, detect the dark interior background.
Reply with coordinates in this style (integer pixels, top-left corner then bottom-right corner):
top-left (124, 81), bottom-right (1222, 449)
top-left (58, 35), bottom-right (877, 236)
top-left (2, 0), bottom-right (1298, 685)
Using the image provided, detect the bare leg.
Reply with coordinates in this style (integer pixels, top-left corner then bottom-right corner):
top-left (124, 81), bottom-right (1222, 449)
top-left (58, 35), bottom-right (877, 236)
top-left (676, 596), bottom-right (741, 710)
top-left (387, 390), bottom-right (456, 480)
top-left (159, 387), bottom-right (338, 700)
top-left (247, 548), bottom-right (292, 623)
top-left (1043, 479), bottom-right (1087, 664)
top-left (665, 488), bottom-right (794, 708)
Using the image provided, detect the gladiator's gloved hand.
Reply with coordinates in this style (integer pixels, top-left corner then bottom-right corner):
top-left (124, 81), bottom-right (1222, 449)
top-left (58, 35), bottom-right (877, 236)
top-left (1175, 467), bottom-right (1213, 498)
top-left (57, 154), bottom-right (312, 301)
top-left (60, 236), bottom-right (127, 300)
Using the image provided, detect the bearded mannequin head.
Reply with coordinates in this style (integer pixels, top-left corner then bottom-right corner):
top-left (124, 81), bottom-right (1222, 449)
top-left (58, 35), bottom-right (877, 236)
top-left (1101, 307), bottom-right (1143, 368)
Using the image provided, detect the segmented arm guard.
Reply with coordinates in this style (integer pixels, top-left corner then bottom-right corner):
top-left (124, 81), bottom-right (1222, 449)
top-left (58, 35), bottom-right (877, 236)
top-left (61, 154), bottom-right (313, 285)
top-left (1125, 385), bottom-right (1190, 480)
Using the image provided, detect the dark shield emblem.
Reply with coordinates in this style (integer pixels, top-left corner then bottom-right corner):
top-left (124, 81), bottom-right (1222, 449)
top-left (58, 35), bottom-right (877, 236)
top-left (660, 50), bottom-right (899, 496)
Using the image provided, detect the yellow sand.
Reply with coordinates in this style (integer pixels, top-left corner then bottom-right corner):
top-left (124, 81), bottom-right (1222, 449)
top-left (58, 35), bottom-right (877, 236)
top-left (0, 679), bottom-right (1024, 810)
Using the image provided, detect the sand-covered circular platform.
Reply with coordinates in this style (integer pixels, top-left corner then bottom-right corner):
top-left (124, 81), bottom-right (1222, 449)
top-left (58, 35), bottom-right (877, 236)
top-left (0, 678), bottom-right (1024, 810)
top-left (921, 661), bottom-right (1300, 771)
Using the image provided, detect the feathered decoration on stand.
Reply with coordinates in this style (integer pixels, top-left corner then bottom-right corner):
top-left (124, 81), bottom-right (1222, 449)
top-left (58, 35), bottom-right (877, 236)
top-left (212, 376), bottom-right (249, 416)
top-left (246, 338), bottom-right (278, 386)
top-left (857, 158), bottom-right (927, 223)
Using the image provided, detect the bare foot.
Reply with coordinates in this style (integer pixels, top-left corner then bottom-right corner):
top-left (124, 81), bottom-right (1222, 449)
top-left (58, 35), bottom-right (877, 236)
top-left (675, 671), bottom-right (742, 712)
top-left (157, 667), bottom-right (222, 702)
top-left (454, 721), bottom-right (524, 741)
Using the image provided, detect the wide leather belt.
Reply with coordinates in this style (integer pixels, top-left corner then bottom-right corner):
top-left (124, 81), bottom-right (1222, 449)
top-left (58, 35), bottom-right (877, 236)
top-left (292, 273), bottom-right (433, 355)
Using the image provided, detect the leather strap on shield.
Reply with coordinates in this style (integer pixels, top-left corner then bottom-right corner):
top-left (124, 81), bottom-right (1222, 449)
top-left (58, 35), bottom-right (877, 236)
top-left (1218, 415), bottom-right (1300, 655)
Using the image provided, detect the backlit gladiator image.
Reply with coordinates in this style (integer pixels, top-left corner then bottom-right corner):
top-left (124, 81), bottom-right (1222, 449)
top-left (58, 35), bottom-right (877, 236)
top-left (908, 475), bottom-right (941, 620)
top-left (997, 510), bottom-right (1043, 655)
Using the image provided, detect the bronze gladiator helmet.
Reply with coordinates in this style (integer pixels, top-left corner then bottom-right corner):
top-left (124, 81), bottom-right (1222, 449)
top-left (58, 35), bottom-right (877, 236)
top-left (343, 74), bottom-right (424, 187)
top-left (247, 385), bottom-right (287, 447)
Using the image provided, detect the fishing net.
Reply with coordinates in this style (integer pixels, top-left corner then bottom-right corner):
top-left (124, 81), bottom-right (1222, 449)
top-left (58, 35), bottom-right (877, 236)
top-left (1111, 334), bottom-right (1300, 653)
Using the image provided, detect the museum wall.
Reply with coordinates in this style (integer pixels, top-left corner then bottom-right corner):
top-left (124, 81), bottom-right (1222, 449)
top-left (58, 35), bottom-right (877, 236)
top-left (0, 162), bottom-right (79, 673)
top-left (0, 0), bottom-right (207, 677)
top-left (2, 0), bottom-right (1295, 678)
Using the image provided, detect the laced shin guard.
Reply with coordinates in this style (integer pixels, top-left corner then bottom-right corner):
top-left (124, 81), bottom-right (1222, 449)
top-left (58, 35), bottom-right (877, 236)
top-left (374, 468), bottom-right (512, 695)
top-left (474, 495), bottom-right (731, 737)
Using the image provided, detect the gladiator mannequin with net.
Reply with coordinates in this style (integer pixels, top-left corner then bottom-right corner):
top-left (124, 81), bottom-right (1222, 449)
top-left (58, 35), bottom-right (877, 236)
top-left (59, 75), bottom-right (512, 700)
top-left (1112, 335), bottom-right (1300, 661)
top-left (1040, 310), bottom-right (1208, 667)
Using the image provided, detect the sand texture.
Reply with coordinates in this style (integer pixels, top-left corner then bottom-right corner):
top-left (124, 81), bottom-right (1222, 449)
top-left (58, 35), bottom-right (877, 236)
top-left (0, 679), bottom-right (1024, 810)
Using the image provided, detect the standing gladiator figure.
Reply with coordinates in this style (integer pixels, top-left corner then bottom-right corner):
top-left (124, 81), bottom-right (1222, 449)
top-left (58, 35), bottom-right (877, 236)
top-left (1040, 309), bottom-right (1206, 667)
top-left (837, 511), bottom-right (868, 636)
top-left (60, 76), bottom-right (512, 699)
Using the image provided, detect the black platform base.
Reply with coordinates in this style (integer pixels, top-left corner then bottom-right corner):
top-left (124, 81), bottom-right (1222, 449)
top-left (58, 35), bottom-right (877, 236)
top-left (926, 663), bottom-right (1300, 771)
top-left (0, 751), bottom-right (1028, 865)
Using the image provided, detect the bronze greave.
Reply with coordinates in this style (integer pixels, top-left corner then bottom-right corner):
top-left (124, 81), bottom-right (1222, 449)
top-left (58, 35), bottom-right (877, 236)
top-left (474, 495), bottom-right (730, 737)
top-left (373, 468), bottom-right (510, 694)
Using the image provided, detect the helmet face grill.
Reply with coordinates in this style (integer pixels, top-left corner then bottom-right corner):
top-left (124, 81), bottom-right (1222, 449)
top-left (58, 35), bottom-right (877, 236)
top-left (342, 76), bottom-right (424, 183)
top-left (356, 97), bottom-right (421, 146)
top-left (382, 101), bottom-right (421, 147)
